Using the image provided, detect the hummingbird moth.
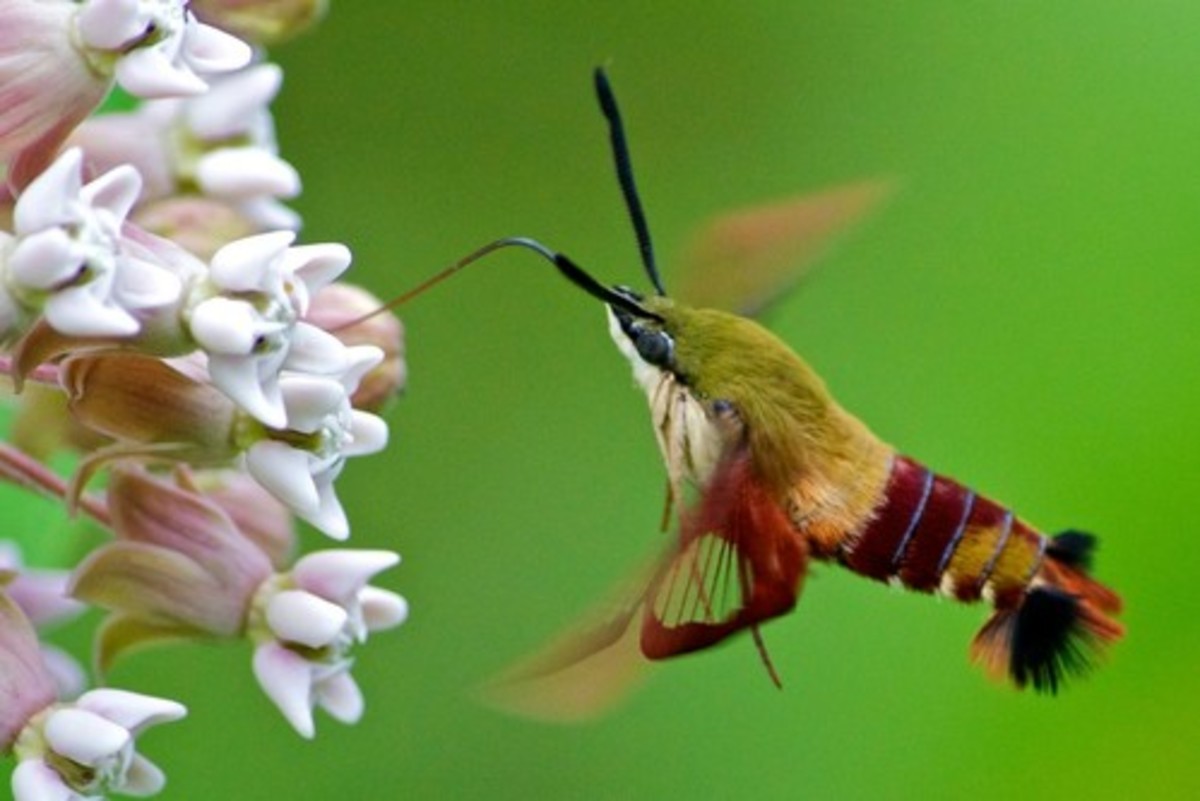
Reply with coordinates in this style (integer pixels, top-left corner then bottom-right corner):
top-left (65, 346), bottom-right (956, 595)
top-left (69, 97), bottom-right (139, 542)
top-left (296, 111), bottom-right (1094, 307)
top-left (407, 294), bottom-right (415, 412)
top-left (429, 70), bottom-right (1124, 719)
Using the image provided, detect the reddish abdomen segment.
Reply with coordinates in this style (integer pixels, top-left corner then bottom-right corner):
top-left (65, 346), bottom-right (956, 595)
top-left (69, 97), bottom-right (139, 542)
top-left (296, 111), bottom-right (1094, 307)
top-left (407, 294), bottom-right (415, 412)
top-left (842, 455), bottom-right (1044, 606)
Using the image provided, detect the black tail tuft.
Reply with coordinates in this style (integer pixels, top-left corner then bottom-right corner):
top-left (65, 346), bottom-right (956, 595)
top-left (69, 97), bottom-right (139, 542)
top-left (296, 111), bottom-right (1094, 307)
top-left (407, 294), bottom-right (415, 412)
top-left (1010, 586), bottom-right (1099, 694)
top-left (1045, 530), bottom-right (1096, 571)
top-left (971, 533), bottom-right (1122, 693)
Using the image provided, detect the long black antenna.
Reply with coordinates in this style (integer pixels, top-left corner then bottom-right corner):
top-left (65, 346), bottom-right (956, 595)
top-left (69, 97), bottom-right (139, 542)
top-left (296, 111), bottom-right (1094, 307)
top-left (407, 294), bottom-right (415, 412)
top-left (593, 67), bottom-right (666, 296)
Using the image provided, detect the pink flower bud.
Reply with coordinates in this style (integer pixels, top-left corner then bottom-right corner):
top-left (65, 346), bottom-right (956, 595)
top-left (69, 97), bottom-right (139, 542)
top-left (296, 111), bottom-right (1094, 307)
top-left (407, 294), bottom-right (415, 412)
top-left (304, 283), bottom-right (407, 411)
top-left (62, 352), bottom-right (242, 458)
top-left (133, 197), bottom-right (261, 260)
top-left (190, 0), bottom-right (329, 46)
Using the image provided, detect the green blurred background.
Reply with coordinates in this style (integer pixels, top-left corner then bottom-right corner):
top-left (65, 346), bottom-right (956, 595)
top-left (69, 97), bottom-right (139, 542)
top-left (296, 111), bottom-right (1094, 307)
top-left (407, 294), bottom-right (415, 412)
top-left (26, 2), bottom-right (1200, 799)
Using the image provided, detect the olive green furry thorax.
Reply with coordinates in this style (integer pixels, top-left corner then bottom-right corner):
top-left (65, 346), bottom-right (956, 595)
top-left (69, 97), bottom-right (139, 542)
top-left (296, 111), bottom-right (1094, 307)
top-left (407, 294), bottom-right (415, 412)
top-left (641, 297), bottom-right (857, 493)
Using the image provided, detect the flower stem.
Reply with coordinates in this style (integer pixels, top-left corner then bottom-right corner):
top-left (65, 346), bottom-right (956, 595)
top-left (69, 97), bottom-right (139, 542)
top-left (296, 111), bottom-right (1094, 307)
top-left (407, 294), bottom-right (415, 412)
top-left (0, 355), bottom-right (61, 388)
top-left (0, 443), bottom-right (111, 528)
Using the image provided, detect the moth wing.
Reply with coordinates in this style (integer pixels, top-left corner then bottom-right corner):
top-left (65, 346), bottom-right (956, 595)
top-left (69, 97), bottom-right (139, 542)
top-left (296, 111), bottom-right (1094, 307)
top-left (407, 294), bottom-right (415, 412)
top-left (483, 453), bottom-right (809, 720)
top-left (641, 449), bottom-right (808, 663)
top-left (479, 553), bottom-right (665, 722)
top-left (674, 179), bottom-right (893, 316)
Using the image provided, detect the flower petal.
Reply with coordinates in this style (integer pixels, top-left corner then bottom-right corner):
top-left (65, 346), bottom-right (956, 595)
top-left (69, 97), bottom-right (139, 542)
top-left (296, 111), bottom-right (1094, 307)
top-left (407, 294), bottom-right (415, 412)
top-left (237, 196), bottom-right (302, 231)
top-left (38, 645), bottom-right (87, 700)
top-left (252, 641), bottom-right (315, 738)
top-left (293, 550), bottom-right (400, 605)
top-left (4, 562), bottom-right (86, 629)
top-left (308, 478), bottom-right (350, 541)
top-left (11, 759), bottom-right (73, 801)
top-left (43, 707), bottom-right (130, 767)
top-left (183, 21), bottom-right (253, 75)
top-left (113, 254), bottom-right (183, 310)
top-left (284, 243), bottom-right (352, 306)
top-left (14, 149), bottom-right (83, 234)
top-left (278, 375), bottom-right (344, 433)
top-left (7, 228), bottom-right (84, 289)
top-left (189, 297), bottom-right (281, 355)
top-left (196, 147), bottom-right (300, 199)
top-left (75, 0), bottom-right (147, 51)
top-left (185, 63), bottom-right (282, 141)
top-left (345, 410), bottom-right (389, 457)
top-left (209, 230), bottom-right (294, 292)
top-left (121, 752), bottom-right (167, 797)
top-left (75, 687), bottom-right (187, 733)
top-left (246, 441), bottom-right (321, 516)
top-left (116, 46), bottom-right (210, 99)
top-left (207, 352), bottom-right (287, 428)
top-left (0, 595), bottom-right (57, 743)
top-left (359, 586), bottom-right (409, 632)
top-left (284, 323), bottom-right (352, 375)
top-left (315, 670), bottom-right (363, 725)
top-left (43, 287), bottom-right (140, 337)
top-left (266, 590), bottom-right (347, 648)
top-left (69, 541), bottom-right (231, 634)
top-left (79, 163), bottom-right (143, 223)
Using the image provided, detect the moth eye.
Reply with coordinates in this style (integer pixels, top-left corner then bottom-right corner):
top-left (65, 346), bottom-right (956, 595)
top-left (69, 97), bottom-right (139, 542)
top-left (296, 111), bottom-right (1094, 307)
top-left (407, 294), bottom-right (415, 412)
top-left (634, 328), bottom-right (674, 368)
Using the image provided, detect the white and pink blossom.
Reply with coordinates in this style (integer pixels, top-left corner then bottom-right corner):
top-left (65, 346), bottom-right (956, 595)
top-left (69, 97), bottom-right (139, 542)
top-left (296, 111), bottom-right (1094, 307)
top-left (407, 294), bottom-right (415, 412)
top-left (250, 549), bottom-right (407, 738)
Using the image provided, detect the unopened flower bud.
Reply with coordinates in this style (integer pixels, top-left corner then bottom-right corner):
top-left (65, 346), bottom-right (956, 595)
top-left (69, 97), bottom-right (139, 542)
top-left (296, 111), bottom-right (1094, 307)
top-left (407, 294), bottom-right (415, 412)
top-left (133, 196), bottom-right (261, 261)
top-left (62, 353), bottom-right (244, 463)
top-left (190, 0), bottom-right (329, 45)
top-left (305, 283), bottom-right (406, 410)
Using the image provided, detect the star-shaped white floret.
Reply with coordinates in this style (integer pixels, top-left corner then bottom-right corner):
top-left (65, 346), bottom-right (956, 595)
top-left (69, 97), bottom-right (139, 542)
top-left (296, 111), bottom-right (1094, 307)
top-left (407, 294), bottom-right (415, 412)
top-left (75, 0), bottom-right (252, 99)
top-left (250, 550), bottom-right (406, 738)
top-left (187, 231), bottom-right (356, 428)
top-left (4, 148), bottom-right (182, 337)
top-left (244, 355), bottom-right (388, 538)
top-left (12, 689), bottom-right (185, 800)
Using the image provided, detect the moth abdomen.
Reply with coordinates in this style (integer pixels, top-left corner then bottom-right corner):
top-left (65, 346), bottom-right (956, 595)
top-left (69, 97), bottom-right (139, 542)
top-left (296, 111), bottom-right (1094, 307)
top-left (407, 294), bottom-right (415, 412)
top-left (840, 455), bottom-right (1038, 601)
top-left (838, 453), bottom-right (1123, 691)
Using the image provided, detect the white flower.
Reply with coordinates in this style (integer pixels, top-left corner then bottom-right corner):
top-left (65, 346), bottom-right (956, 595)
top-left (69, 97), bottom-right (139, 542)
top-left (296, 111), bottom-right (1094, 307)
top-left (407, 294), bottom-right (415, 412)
top-left (1, 148), bottom-right (182, 338)
top-left (0, 0), bottom-right (251, 188)
top-left (185, 230), bottom-right (355, 428)
top-left (186, 63), bottom-right (301, 218)
top-left (245, 349), bottom-right (389, 538)
top-left (75, 0), bottom-right (252, 99)
top-left (69, 62), bottom-right (302, 231)
top-left (11, 688), bottom-right (186, 801)
top-left (250, 550), bottom-right (407, 738)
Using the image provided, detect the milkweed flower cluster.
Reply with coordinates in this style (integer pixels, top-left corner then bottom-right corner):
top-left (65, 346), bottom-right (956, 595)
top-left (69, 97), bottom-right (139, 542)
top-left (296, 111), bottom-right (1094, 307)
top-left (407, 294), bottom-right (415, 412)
top-left (0, 2), bottom-right (407, 798)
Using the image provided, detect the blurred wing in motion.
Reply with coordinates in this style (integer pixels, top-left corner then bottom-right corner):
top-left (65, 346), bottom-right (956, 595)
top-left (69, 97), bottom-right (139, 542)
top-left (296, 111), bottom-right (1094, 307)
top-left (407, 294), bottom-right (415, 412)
top-left (675, 179), bottom-right (893, 315)
top-left (479, 554), bottom-right (664, 722)
top-left (483, 448), bottom-right (808, 720)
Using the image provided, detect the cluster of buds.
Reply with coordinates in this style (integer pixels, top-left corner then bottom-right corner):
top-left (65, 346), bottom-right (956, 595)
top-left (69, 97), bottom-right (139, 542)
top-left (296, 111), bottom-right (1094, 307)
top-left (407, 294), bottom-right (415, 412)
top-left (0, 2), bottom-right (408, 799)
